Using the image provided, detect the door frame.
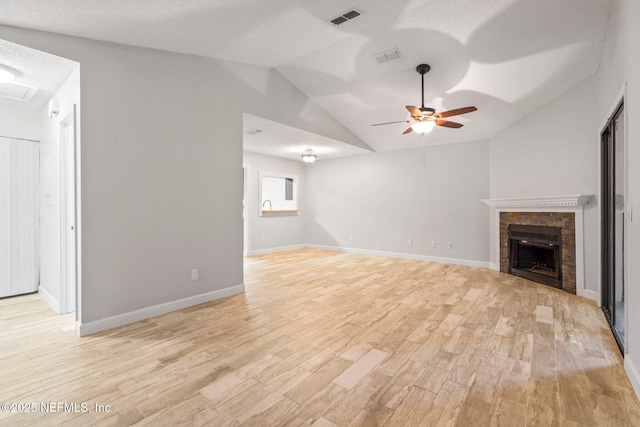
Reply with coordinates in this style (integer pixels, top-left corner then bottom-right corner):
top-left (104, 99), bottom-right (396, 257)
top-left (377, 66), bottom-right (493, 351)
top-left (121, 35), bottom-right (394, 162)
top-left (243, 162), bottom-right (251, 256)
top-left (59, 106), bottom-right (78, 315)
top-left (599, 85), bottom-right (628, 353)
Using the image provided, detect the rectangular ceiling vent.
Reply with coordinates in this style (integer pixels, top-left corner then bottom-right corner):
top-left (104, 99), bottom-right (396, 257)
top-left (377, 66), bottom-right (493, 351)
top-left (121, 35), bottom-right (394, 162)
top-left (373, 48), bottom-right (402, 64)
top-left (330, 9), bottom-right (362, 26)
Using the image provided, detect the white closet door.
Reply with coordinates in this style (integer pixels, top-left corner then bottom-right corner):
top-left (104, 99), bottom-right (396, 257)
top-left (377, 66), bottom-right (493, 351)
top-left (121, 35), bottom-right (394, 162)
top-left (0, 137), bottom-right (40, 298)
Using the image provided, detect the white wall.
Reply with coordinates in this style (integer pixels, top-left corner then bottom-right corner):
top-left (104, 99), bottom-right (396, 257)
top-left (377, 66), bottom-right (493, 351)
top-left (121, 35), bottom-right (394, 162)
top-left (0, 25), bottom-right (363, 333)
top-left (37, 65), bottom-right (80, 313)
top-left (243, 151), bottom-right (305, 254)
top-left (489, 76), bottom-right (598, 198)
top-left (488, 76), bottom-right (600, 292)
top-left (596, 0), bottom-right (640, 396)
top-left (304, 141), bottom-right (490, 266)
top-left (0, 104), bottom-right (40, 141)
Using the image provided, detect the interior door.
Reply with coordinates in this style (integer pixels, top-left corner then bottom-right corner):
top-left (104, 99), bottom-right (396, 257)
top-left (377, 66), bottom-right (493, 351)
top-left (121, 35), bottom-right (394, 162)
top-left (601, 102), bottom-right (625, 352)
top-left (0, 137), bottom-right (40, 298)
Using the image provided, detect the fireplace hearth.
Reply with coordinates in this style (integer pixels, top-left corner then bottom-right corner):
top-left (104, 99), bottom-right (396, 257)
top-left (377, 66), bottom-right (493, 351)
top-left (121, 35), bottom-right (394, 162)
top-left (508, 224), bottom-right (562, 288)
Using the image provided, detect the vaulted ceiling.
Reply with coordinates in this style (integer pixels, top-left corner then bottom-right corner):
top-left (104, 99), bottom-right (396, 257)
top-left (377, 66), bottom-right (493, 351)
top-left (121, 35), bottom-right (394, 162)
top-left (0, 0), bottom-right (612, 152)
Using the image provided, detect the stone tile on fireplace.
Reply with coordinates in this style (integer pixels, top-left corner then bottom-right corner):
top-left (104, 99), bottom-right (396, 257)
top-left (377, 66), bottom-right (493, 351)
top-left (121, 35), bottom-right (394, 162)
top-left (500, 212), bottom-right (576, 294)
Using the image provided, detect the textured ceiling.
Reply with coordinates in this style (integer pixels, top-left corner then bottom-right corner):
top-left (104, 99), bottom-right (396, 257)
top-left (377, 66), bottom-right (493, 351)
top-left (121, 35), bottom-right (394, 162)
top-left (0, 0), bottom-right (613, 151)
top-left (243, 113), bottom-right (372, 162)
top-left (0, 39), bottom-right (78, 110)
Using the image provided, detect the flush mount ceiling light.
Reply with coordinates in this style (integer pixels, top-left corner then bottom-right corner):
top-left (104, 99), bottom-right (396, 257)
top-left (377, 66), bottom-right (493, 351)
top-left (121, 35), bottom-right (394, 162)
top-left (301, 149), bottom-right (317, 163)
top-left (0, 64), bottom-right (19, 83)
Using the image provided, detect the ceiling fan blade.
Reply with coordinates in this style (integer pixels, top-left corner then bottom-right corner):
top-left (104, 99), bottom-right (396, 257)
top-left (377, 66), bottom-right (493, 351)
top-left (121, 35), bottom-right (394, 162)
top-left (436, 120), bottom-right (463, 128)
top-left (406, 105), bottom-right (423, 119)
top-left (402, 126), bottom-right (414, 134)
top-left (436, 106), bottom-right (477, 118)
top-left (371, 120), bottom-right (409, 127)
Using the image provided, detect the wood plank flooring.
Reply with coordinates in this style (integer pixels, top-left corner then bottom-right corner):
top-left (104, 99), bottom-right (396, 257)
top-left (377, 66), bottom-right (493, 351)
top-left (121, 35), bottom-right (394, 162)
top-left (1, 248), bottom-right (639, 426)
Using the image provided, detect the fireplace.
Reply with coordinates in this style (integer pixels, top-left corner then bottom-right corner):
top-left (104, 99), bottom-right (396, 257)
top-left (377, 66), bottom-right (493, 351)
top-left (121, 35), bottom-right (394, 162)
top-left (508, 224), bottom-right (562, 288)
top-left (498, 212), bottom-right (576, 294)
top-left (482, 195), bottom-right (593, 298)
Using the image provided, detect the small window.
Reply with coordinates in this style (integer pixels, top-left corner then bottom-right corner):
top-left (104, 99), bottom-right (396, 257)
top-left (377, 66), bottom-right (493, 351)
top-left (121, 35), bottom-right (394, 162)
top-left (285, 178), bottom-right (293, 201)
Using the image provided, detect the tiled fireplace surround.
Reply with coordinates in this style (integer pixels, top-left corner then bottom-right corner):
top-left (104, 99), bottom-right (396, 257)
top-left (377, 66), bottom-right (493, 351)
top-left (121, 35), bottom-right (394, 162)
top-left (482, 195), bottom-right (593, 299)
top-left (499, 212), bottom-right (576, 293)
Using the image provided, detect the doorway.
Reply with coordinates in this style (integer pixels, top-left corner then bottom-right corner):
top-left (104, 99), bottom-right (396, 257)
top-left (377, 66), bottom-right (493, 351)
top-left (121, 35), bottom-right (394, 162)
top-left (0, 38), bottom-right (81, 325)
top-left (601, 100), bottom-right (626, 352)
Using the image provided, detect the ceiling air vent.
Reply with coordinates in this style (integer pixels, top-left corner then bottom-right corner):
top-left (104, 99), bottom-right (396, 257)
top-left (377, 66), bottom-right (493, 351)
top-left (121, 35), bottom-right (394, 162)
top-left (373, 48), bottom-right (402, 64)
top-left (330, 9), bottom-right (362, 26)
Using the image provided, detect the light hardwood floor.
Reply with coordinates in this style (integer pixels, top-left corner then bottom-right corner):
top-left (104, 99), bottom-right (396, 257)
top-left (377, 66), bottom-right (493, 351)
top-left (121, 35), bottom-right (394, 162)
top-left (1, 248), bottom-right (639, 426)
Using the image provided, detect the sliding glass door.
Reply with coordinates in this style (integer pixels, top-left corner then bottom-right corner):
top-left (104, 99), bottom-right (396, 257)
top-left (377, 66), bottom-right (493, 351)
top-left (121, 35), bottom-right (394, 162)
top-left (601, 101), bottom-right (625, 352)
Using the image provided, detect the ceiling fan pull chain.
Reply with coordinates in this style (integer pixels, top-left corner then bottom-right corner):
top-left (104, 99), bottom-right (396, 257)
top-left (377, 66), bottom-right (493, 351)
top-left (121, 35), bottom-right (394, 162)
top-left (422, 133), bottom-right (427, 166)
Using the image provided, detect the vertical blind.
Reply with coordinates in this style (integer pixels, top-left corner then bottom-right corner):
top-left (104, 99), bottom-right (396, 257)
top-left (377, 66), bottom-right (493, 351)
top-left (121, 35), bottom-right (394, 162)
top-left (0, 137), bottom-right (40, 298)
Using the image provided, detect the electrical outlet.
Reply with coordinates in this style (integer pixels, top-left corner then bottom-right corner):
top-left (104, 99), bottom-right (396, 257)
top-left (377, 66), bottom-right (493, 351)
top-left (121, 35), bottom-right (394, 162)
top-left (431, 241), bottom-right (436, 248)
top-left (261, 236), bottom-right (266, 242)
top-left (191, 269), bottom-right (199, 280)
top-left (407, 239), bottom-right (413, 246)
top-left (349, 234), bottom-right (354, 241)
top-left (447, 242), bottom-right (453, 249)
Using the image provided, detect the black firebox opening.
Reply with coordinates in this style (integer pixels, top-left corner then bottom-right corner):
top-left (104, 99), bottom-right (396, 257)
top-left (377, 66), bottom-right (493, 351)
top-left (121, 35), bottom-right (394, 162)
top-left (508, 224), bottom-right (562, 288)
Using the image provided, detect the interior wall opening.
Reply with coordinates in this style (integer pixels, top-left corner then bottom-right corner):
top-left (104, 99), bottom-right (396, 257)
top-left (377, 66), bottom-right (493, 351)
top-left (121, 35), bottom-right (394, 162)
top-left (0, 38), bottom-right (81, 329)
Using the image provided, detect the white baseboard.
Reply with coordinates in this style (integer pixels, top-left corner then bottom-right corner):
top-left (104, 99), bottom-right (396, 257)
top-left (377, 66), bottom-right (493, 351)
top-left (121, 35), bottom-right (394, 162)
top-left (247, 244), bottom-right (306, 256)
top-left (625, 355), bottom-right (640, 400)
top-left (579, 288), bottom-right (598, 302)
top-left (489, 263), bottom-right (499, 271)
top-left (76, 284), bottom-right (245, 336)
top-left (38, 286), bottom-right (60, 314)
top-left (305, 244), bottom-right (491, 269)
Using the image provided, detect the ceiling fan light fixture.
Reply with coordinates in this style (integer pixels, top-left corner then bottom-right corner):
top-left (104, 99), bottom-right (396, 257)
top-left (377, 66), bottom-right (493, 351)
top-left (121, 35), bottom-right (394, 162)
top-left (301, 149), bottom-right (317, 163)
top-left (370, 63), bottom-right (477, 135)
top-left (411, 120), bottom-right (436, 134)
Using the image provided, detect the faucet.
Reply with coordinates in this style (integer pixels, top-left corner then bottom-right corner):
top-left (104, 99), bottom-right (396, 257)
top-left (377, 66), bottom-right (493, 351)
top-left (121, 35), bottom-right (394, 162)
top-left (262, 200), bottom-right (272, 211)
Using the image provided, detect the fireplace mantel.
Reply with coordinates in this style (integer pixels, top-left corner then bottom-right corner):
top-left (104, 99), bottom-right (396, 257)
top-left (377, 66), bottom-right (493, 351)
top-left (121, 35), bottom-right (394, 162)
top-left (482, 194), bottom-right (595, 300)
top-left (481, 194), bottom-right (593, 210)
